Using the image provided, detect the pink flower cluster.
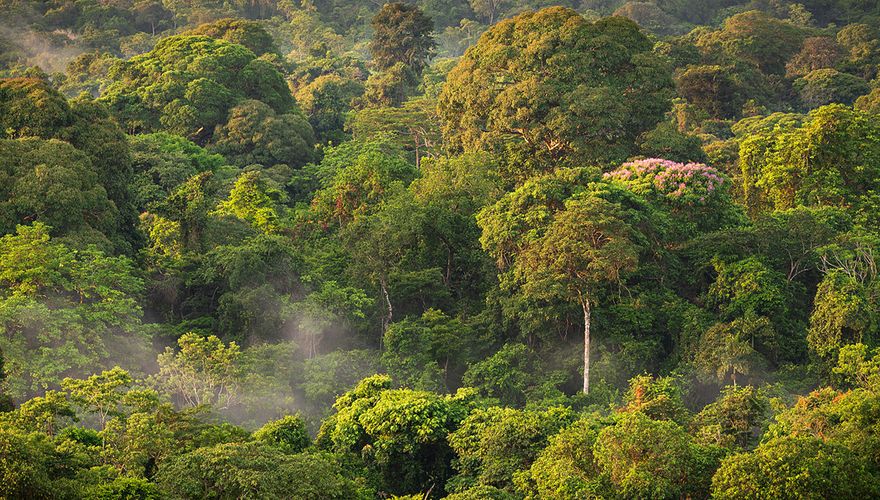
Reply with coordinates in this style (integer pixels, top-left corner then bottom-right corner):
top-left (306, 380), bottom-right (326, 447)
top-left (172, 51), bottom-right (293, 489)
top-left (604, 158), bottom-right (724, 205)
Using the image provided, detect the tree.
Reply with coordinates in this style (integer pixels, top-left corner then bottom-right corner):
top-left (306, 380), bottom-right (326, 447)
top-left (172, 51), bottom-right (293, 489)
top-left (383, 308), bottom-right (480, 390)
top-left (767, 385), bottom-right (880, 467)
top-left (694, 317), bottom-right (768, 386)
top-left (613, 1), bottom-right (688, 37)
top-left (461, 343), bottom-right (535, 407)
top-left (675, 65), bottom-right (743, 119)
top-left (834, 343), bottom-right (880, 391)
top-left (0, 78), bottom-right (71, 139)
top-left (310, 136), bottom-right (417, 227)
top-left (619, 375), bottom-right (690, 425)
top-left (213, 171), bottom-right (286, 234)
top-left (156, 443), bottom-right (370, 499)
top-left (807, 270), bottom-right (876, 360)
top-left (133, 0), bottom-right (173, 36)
top-left (527, 417), bottom-right (603, 499)
top-left (438, 8), bottom-right (673, 172)
top-left (362, 62), bottom-right (414, 108)
top-left (369, 2), bottom-right (435, 79)
top-left (62, 367), bottom-right (133, 432)
top-left (253, 415), bottom-right (311, 454)
top-left (129, 132), bottom-right (230, 211)
top-left (711, 436), bottom-right (879, 499)
top-left (0, 138), bottom-right (120, 248)
top-left (636, 122), bottom-right (708, 164)
top-left (0, 347), bottom-right (11, 411)
top-left (292, 280), bottom-right (371, 359)
top-left (743, 105), bottom-right (880, 219)
top-left (0, 79), bottom-right (137, 251)
top-left (855, 87), bottom-right (880, 114)
top-left (317, 374), bottom-right (476, 496)
top-left (0, 224), bottom-right (146, 399)
top-left (0, 428), bottom-right (56, 498)
top-left (101, 35), bottom-right (293, 143)
top-left (468, 0), bottom-right (509, 24)
top-left (295, 74), bottom-right (364, 144)
top-left (151, 333), bottom-right (242, 409)
top-left (211, 99), bottom-right (316, 169)
top-left (477, 169), bottom-right (646, 393)
top-left (348, 98), bottom-right (441, 167)
top-left (300, 350), bottom-right (379, 412)
top-left (447, 406), bottom-right (574, 492)
top-left (697, 10), bottom-right (806, 76)
top-left (785, 37), bottom-right (842, 78)
top-left (505, 191), bottom-right (641, 393)
top-left (185, 18), bottom-right (278, 56)
top-left (692, 385), bottom-right (769, 450)
top-left (604, 157), bottom-right (739, 237)
top-left (594, 412), bottom-right (719, 499)
top-left (794, 69), bottom-right (870, 110)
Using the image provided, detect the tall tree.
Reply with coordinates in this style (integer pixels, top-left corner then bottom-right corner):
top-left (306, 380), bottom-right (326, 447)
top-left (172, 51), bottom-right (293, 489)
top-left (369, 2), bottom-right (436, 78)
top-left (439, 8), bottom-right (673, 175)
top-left (478, 176), bottom-right (642, 394)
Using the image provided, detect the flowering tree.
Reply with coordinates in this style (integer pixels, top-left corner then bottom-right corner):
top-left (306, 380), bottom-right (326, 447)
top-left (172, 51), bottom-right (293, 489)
top-left (604, 158), bottom-right (738, 235)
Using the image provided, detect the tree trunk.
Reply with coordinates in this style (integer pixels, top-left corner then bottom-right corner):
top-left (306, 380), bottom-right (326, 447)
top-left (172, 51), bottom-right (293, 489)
top-left (582, 298), bottom-right (591, 394)
top-left (379, 277), bottom-right (393, 349)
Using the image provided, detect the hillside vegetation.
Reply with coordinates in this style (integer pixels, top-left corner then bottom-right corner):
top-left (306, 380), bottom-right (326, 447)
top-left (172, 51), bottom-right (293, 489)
top-left (2, 1), bottom-right (880, 498)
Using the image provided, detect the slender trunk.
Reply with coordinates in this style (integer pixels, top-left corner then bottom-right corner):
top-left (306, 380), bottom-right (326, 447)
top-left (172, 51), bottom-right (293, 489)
top-left (446, 247), bottom-right (453, 286)
top-left (379, 277), bottom-right (392, 349)
top-left (582, 298), bottom-right (591, 394)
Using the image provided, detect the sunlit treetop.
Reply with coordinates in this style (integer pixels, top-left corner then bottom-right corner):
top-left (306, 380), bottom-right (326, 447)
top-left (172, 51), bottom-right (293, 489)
top-left (604, 158), bottom-right (727, 207)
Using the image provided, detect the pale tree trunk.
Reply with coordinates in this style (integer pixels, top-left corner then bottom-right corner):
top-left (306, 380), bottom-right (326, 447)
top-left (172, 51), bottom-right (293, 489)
top-left (582, 298), bottom-right (591, 394)
top-left (379, 276), bottom-right (393, 349)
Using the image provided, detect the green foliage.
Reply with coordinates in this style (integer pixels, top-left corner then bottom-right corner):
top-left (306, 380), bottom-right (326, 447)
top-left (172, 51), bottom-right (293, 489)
top-left (213, 170), bottom-right (286, 233)
top-left (794, 69), bottom-right (870, 109)
top-left (0, 138), bottom-right (119, 248)
top-left (697, 10), bottom-right (807, 76)
top-left (675, 64), bottom-right (744, 119)
top-left (0, 78), bottom-right (136, 250)
top-left (636, 122), bottom-right (709, 164)
top-left (594, 411), bottom-right (720, 499)
top-left (211, 99), bottom-right (316, 169)
top-left (311, 136), bottom-right (417, 226)
top-left (742, 105), bottom-right (880, 219)
top-left (156, 443), bottom-right (370, 499)
top-left (447, 405), bottom-right (574, 492)
top-left (620, 374), bottom-right (690, 425)
top-left (6, 3), bottom-right (880, 497)
top-left (526, 416), bottom-right (604, 499)
top-left (186, 18), bottom-right (279, 56)
top-left (319, 374), bottom-right (476, 495)
top-left (0, 223), bottom-right (146, 398)
top-left (0, 428), bottom-right (56, 499)
top-left (151, 332), bottom-right (241, 409)
top-left (692, 385), bottom-right (769, 449)
top-left (711, 436), bottom-right (879, 499)
top-left (369, 3), bottom-right (436, 78)
top-left (296, 74), bottom-right (364, 144)
top-left (301, 350), bottom-right (379, 412)
top-left (808, 270), bottom-right (877, 360)
top-left (439, 8), bottom-right (673, 172)
top-left (461, 343), bottom-right (535, 407)
top-left (253, 415), bottom-right (311, 454)
top-left (383, 309), bottom-right (480, 391)
top-left (129, 132), bottom-right (231, 211)
top-left (834, 343), bottom-right (880, 390)
top-left (101, 35), bottom-right (293, 143)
